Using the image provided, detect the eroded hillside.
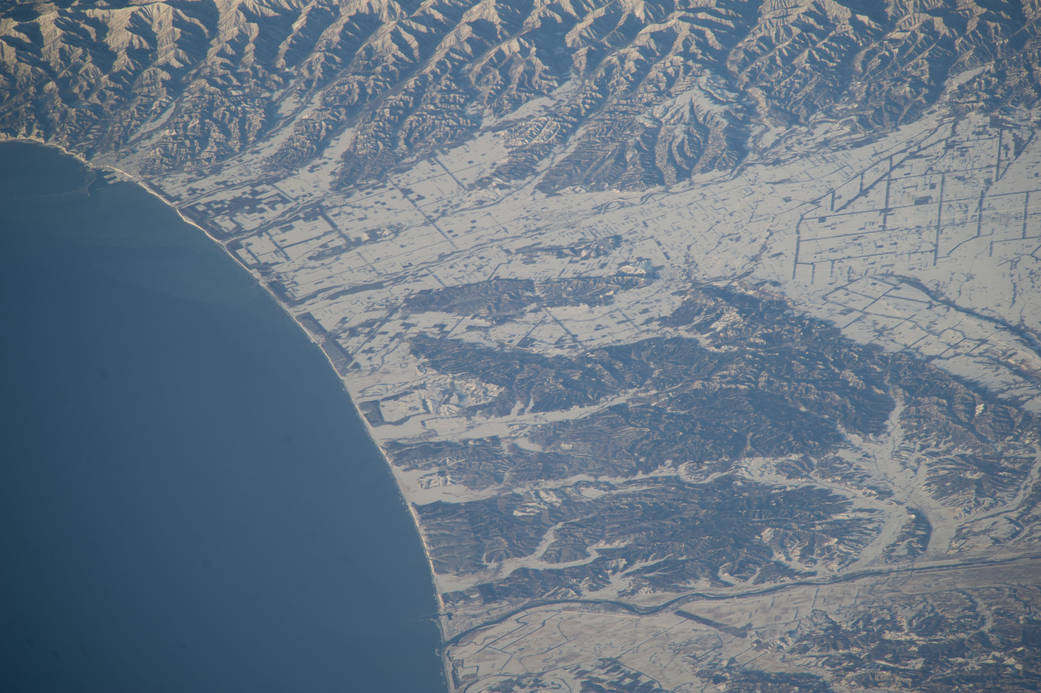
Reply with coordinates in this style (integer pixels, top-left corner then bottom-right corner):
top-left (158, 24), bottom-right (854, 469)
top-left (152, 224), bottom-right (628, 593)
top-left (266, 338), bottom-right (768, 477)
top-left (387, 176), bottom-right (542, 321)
top-left (3, 1), bottom-right (1041, 690)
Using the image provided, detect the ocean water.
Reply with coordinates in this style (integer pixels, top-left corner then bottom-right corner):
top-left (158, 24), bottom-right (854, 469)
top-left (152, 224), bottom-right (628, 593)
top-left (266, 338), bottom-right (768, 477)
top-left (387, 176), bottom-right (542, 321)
top-left (0, 142), bottom-right (446, 693)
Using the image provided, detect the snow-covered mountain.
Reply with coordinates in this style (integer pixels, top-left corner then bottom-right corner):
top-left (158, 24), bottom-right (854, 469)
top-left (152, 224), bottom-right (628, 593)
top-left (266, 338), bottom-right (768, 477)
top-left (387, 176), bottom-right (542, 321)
top-left (5, 2), bottom-right (1041, 691)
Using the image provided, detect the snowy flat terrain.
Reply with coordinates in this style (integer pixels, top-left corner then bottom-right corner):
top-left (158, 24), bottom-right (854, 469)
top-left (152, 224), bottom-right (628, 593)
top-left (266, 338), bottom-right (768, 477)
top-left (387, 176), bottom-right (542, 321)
top-left (4, 1), bottom-right (1041, 688)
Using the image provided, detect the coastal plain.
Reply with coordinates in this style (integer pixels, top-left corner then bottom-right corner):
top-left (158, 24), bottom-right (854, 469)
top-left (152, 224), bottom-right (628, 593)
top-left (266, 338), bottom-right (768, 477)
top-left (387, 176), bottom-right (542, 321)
top-left (4, 1), bottom-right (1041, 689)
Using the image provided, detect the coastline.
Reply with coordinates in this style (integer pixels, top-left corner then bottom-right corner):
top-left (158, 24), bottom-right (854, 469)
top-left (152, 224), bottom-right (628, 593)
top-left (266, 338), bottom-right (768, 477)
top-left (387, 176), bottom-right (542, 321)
top-left (1, 135), bottom-right (455, 692)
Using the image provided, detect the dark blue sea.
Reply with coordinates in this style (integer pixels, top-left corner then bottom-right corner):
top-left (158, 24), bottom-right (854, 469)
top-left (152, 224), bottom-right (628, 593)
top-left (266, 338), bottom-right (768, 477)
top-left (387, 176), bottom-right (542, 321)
top-left (0, 142), bottom-right (446, 692)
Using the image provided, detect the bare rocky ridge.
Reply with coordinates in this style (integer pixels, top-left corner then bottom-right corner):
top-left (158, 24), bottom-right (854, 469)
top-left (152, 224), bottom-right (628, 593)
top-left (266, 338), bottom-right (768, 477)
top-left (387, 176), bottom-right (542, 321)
top-left (3, 1), bottom-right (1040, 186)
top-left (3, 1), bottom-right (1041, 691)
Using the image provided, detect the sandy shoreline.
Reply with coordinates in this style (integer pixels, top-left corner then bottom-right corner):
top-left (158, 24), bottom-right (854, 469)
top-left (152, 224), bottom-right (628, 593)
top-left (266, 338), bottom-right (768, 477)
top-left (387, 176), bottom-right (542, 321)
top-left (2, 135), bottom-right (456, 692)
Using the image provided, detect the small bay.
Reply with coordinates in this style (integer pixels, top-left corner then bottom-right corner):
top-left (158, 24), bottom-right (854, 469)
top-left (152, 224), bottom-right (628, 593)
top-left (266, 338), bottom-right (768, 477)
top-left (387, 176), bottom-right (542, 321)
top-left (0, 142), bottom-right (446, 693)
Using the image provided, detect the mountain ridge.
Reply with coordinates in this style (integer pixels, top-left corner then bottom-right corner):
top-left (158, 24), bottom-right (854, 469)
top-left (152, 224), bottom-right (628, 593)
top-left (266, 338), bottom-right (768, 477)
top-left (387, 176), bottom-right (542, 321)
top-left (4, 2), bottom-right (1041, 691)
top-left (4, 0), bottom-right (1039, 189)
